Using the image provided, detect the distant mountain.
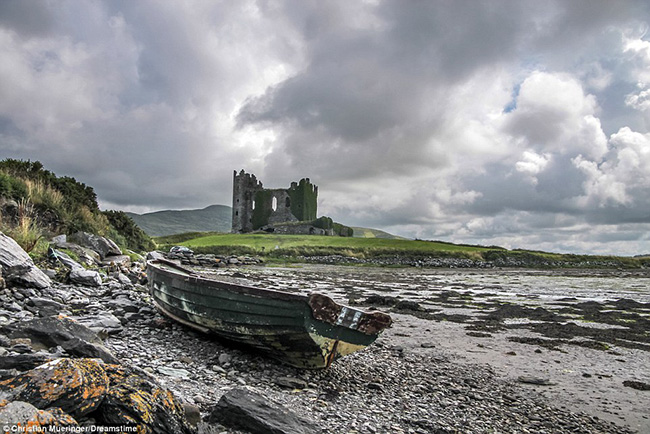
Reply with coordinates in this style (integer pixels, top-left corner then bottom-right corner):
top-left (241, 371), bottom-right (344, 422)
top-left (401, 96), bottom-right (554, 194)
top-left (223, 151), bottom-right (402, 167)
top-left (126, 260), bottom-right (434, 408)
top-left (126, 205), bottom-right (232, 236)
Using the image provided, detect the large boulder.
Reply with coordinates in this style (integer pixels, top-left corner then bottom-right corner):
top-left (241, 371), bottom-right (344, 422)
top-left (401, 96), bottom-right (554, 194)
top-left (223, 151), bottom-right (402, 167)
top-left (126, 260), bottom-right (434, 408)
top-left (68, 232), bottom-right (121, 260)
top-left (208, 388), bottom-right (316, 434)
top-left (0, 358), bottom-right (109, 418)
top-left (0, 232), bottom-right (51, 289)
top-left (2, 316), bottom-right (119, 364)
top-left (99, 364), bottom-right (194, 434)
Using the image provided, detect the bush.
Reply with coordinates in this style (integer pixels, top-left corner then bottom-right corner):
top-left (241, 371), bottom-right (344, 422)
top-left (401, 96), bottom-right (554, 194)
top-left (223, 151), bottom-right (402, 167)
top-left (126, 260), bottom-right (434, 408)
top-left (103, 210), bottom-right (155, 252)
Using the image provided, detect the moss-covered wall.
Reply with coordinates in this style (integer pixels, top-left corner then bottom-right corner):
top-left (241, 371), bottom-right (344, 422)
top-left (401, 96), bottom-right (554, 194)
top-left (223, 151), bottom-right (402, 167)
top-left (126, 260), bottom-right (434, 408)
top-left (288, 179), bottom-right (317, 222)
top-left (251, 190), bottom-right (274, 230)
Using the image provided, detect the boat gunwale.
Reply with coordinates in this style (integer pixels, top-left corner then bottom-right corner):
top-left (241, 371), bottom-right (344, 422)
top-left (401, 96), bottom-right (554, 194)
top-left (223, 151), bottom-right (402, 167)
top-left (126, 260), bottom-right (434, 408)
top-left (148, 259), bottom-right (310, 303)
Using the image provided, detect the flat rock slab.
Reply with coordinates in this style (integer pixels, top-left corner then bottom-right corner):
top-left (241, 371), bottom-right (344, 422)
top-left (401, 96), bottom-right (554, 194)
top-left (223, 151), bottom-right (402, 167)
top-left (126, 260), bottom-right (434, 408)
top-left (3, 316), bottom-right (119, 364)
top-left (209, 388), bottom-right (317, 434)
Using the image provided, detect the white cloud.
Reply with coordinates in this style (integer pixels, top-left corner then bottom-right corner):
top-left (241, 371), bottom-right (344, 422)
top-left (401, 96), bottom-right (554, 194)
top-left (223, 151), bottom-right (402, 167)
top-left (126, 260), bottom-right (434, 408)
top-left (515, 150), bottom-right (551, 182)
top-left (504, 71), bottom-right (608, 160)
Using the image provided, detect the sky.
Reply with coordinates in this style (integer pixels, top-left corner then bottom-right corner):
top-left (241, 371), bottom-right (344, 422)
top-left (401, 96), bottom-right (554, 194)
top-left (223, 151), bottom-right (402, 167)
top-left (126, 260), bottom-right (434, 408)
top-left (1, 1), bottom-right (650, 256)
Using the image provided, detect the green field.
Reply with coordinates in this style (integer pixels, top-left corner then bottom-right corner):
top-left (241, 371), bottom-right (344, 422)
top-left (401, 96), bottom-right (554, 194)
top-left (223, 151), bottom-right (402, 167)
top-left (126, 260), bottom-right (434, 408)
top-left (154, 232), bottom-right (649, 268)
top-left (174, 233), bottom-right (490, 253)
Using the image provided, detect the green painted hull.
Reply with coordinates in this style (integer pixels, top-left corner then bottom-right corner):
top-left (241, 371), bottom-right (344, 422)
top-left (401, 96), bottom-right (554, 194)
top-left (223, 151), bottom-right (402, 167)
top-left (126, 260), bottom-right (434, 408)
top-left (147, 260), bottom-right (391, 369)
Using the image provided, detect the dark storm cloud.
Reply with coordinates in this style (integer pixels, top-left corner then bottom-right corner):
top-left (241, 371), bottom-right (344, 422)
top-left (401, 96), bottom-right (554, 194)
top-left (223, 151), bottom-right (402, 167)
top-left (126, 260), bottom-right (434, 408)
top-left (1, 0), bottom-right (650, 254)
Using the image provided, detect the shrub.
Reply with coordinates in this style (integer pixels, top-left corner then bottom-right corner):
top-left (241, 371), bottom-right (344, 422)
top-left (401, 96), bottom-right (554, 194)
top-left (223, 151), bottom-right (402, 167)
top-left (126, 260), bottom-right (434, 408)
top-left (103, 210), bottom-right (155, 252)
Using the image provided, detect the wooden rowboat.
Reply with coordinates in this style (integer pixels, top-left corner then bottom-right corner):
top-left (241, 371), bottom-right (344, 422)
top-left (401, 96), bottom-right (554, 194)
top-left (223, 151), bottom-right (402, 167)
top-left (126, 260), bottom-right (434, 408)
top-left (147, 259), bottom-right (392, 369)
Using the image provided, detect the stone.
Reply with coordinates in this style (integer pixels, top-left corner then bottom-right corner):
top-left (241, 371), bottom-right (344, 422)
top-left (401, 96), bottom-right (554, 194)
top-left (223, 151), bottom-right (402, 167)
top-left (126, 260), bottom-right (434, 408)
top-left (623, 380), bottom-right (650, 391)
top-left (146, 251), bottom-right (166, 261)
top-left (157, 366), bottom-right (191, 379)
top-left (9, 343), bottom-right (32, 354)
top-left (275, 376), bottom-right (309, 389)
top-left (366, 382), bottom-right (384, 391)
top-left (68, 231), bottom-right (121, 259)
top-left (106, 297), bottom-right (140, 313)
top-left (60, 337), bottom-right (120, 365)
top-left (69, 268), bottom-right (103, 287)
top-left (49, 248), bottom-right (84, 270)
top-left (517, 376), bottom-right (556, 386)
top-left (0, 358), bottom-right (109, 418)
top-left (218, 353), bottom-right (232, 365)
top-left (27, 297), bottom-right (66, 312)
top-left (101, 255), bottom-right (131, 267)
top-left (73, 313), bottom-right (123, 335)
top-left (182, 402), bottom-right (202, 427)
top-left (0, 401), bottom-right (79, 429)
top-left (2, 316), bottom-right (119, 364)
top-left (0, 232), bottom-right (51, 289)
top-left (99, 364), bottom-right (194, 434)
top-left (51, 234), bottom-right (67, 245)
top-left (0, 353), bottom-right (52, 371)
top-left (208, 388), bottom-right (317, 434)
top-left (112, 272), bottom-right (133, 285)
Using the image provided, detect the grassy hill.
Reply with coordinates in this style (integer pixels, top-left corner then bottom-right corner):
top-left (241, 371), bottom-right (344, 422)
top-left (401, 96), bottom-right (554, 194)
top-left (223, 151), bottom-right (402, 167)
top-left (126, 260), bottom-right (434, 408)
top-left (162, 233), bottom-right (486, 253)
top-left (126, 205), bottom-right (232, 236)
top-left (351, 226), bottom-right (406, 239)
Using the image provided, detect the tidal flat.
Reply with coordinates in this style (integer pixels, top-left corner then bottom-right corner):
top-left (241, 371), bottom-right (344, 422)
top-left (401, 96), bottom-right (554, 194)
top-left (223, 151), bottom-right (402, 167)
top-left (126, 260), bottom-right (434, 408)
top-left (195, 264), bottom-right (650, 432)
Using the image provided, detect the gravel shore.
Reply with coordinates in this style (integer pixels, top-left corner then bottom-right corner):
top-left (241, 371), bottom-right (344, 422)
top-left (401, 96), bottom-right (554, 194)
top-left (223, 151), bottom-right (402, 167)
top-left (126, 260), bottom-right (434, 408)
top-left (106, 310), bottom-right (633, 433)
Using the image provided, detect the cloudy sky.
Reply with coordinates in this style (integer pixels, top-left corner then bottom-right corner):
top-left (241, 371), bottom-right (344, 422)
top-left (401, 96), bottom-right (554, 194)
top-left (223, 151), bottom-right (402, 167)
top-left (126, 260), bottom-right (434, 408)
top-left (2, 1), bottom-right (650, 255)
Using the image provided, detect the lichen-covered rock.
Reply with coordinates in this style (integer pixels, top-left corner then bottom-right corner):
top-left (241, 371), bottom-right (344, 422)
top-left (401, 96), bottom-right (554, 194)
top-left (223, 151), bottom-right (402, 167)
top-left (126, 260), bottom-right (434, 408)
top-left (99, 364), bottom-right (194, 434)
top-left (0, 400), bottom-right (79, 430)
top-left (0, 358), bottom-right (108, 418)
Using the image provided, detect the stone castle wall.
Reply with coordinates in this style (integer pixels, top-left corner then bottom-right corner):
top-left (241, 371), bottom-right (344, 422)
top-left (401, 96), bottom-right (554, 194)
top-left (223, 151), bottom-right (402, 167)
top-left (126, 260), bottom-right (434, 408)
top-left (231, 170), bottom-right (319, 233)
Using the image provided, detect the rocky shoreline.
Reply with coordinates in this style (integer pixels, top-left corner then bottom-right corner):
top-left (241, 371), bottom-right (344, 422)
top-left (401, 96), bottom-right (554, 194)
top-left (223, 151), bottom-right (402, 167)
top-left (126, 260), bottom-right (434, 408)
top-left (1, 233), bottom-right (646, 433)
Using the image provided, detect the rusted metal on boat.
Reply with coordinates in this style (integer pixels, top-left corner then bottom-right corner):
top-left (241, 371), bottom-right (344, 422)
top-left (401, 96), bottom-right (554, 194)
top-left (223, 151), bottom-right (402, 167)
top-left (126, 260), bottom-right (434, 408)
top-left (146, 259), bottom-right (392, 369)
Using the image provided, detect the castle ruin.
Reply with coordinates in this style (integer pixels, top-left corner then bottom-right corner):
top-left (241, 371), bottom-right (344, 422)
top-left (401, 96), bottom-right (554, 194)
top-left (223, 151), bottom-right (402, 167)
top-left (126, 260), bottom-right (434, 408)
top-left (231, 170), bottom-right (319, 233)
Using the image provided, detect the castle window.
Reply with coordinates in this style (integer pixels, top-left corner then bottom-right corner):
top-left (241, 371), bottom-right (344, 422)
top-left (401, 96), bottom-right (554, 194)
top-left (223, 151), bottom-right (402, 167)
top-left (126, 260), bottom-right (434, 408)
top-left (252, 200), bottom-right (256, 210)
top-left (286, 197), bottom-right (291, 207)
top-left (272, 197), bottom-right (277, 211)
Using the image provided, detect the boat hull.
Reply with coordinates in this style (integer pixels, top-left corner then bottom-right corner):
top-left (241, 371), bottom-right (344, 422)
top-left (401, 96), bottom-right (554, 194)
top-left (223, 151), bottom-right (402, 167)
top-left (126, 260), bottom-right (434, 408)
top-left (147, 260), bottom-right (391, 369)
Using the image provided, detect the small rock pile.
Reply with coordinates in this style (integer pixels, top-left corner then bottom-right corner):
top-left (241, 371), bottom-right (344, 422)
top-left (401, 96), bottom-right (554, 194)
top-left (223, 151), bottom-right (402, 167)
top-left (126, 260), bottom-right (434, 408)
top-left (170, 251), bottom-right (263, 268)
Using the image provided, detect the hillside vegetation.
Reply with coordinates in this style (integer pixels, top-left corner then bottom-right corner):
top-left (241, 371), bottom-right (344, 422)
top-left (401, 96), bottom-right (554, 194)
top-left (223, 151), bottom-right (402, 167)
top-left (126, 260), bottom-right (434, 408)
top-left (0, 159), bottom-right (154, 254)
